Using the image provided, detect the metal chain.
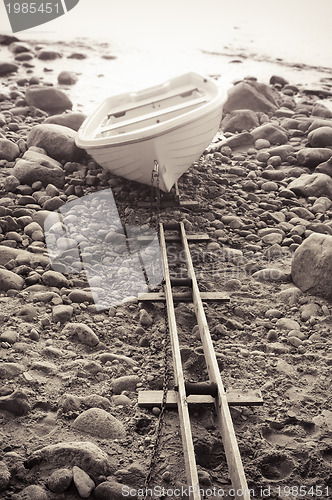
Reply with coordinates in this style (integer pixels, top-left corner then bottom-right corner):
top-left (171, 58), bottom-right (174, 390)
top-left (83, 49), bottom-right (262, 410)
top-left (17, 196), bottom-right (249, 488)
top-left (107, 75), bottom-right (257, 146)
top-left (142, 317), bottom-right (170, 495)
top-left (142, 168), bottom-right (170, 496)
top-left (150, 160), bottom-right (161, 234)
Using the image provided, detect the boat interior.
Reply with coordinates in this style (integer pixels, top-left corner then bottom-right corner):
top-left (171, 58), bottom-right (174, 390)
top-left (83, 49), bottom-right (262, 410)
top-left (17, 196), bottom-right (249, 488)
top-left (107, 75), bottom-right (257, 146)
top-left (96, 85), bottom-right (208, 138)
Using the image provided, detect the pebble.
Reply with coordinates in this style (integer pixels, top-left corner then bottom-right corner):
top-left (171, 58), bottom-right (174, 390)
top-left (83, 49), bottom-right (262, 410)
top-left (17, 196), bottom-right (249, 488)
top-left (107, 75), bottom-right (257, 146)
top-left (47, 468), bottom-right (73, 493)
top-left (41, 270), bottom-right (68, 288)
top-left (72, 465), bottom-right (95, 498)
top-left (58, 71), bottom-right (79, 85)
top-left (300, 302), bottom-right (321, 321)
top-left (111, 375), bottom-right (141, 394)
top-left (62, 322), bottom-right (100, 347)
top-left (287, 330), bottom-right (306, 340)
top-left (261, 181), bottom-right (279, 192)
top-left (276, 317), bottom-right (301, 330)
top-left (13, 485), bottom-right (48, 500)
top-left (0, 138), bottom-right (20, 161)
top-left (256, 151), bottom-right (270, 162)
top-left (265, 309), bottom-right (282, 319)
top-left (0, 329), bottom-right (19, 344)
top-left (251, 123), bottom-right (288, 144)
top-left (73, 408), bottom-right (126, 439)
top-left (252, 268), bottom-right (290, 282)
top-left (288, 336), bottom-right (303, 348)
top-left (37, 49), bottom-right (62, 60)
top-left (0, 461), bottom-right (10, 490)
top-left (52, 304), bottom-right (73, 323)
top-left (139, 309), bottom-right (153, 327)
top-left (68, 289), bottom-right (94, 303)
top-left (267, 329), bottom-right (278, 341)
top-left (112, 394), bottom-right (132, 406)
top-left (255, 138), bottom-right (271, 149)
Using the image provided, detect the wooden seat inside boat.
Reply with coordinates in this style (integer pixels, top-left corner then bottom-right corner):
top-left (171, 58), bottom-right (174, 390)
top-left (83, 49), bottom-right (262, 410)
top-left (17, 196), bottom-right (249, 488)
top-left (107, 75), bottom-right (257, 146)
top-left (98, 95), bottom-right (207, 136)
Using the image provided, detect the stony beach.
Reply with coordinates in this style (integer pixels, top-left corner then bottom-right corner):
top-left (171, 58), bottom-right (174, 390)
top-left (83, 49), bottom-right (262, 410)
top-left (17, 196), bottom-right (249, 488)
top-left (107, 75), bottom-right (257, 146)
top-left (0, 33), bottom-right (331, 500)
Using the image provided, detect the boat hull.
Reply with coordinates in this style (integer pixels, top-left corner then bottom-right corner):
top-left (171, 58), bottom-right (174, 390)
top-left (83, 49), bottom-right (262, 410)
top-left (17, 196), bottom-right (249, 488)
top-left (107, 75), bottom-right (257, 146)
top-left (85, 106), bottom-right (223, 191)
top-left (76, 72), bottom-right (225, 192)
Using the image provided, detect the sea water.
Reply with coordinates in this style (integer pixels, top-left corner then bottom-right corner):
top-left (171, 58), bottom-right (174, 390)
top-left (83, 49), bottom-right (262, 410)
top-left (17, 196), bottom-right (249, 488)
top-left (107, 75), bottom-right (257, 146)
top-left (0, 0), bottom-right (331, 113)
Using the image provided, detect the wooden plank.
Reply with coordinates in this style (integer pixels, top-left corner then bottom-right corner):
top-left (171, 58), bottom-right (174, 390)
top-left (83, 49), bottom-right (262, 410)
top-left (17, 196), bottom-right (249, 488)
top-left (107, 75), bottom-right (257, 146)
top-left (137, 200), bottom-right (200, 209)
top-left (138, 291), bottom-right (230, 302)
top-left (106, 85), bottom-right (200, 118)
top-left (100, 97), bottom-right (207, 134)
top-left (165, 234), bottom-right (210, 242)
top-left (159, 224), bottom-right (201, 500)
top-left (179, 221), bottom-right (251, 500)
top-left (138, 390), bottom-right (263, 408)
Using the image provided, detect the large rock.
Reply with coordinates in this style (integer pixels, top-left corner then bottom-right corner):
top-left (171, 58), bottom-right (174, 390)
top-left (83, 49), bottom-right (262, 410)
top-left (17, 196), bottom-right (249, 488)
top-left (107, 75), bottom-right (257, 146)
top-left (251, 123), bottom-right (288, 144)
top-left (9, 41), bottom-right (32, 53)
top-left (14, 485), bottom-right (48, 500)
top-left (223, 81), bottom-right (278, 114)
top-left (25, 442), bottom-right (113, 482)
top-left (297, 148), bottom-right (332, 168)
top-left (221, 109), bottom-right (259, 133)
top-left (73, 408), bottom-right (126, 439)
top-left (0, 269), bottom-right (24, 291)
top-left (0, 138), bottom-right (20, 161)
top-left (0, 389), bottom-right (31, 416)
top-left (308, 118), bottom-right (332, 133)
top-left (315, 156), bottom-right (332, 177)
top-left (0, 62), bottom-right (18, 75)
top-left (0, 461), bottom-right (11, 490)
top-left (37, 49), bottom-right (62, 60)
top-left (291, 233), bottom-right (332, 300)
top-left (27, 124), bottom-right (83, 162)
top-left (266, 145), bottom-right (295, 161)
top-left (288, 173), bottom-right (332, 199)
top-left (94, 480), bottom-right (130, 500)
top-left (25, 85), bottom-right (72, 112)
top-left (312, 103), bottom-right (332, 119)
top-left (44, 112), bottom-right (87, 131)
top-left (13, 150), bottom-right (65, 188)
top-left (308, 126), bottom-right (332, 148)
top-left (216, 132), bottom-right (254, 150)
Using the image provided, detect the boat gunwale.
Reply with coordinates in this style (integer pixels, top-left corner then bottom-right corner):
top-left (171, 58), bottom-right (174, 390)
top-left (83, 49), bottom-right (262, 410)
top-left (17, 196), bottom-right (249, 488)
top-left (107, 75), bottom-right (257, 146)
top-left (76, 73), bottom-right (225, 149)
top-left (77, 103), bottom-right (223, 149)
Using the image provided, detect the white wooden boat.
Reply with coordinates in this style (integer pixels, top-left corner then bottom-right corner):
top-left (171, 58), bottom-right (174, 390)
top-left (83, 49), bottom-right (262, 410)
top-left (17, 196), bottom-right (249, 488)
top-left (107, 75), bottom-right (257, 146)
top-left (76, 72), bottom-right (225, 192)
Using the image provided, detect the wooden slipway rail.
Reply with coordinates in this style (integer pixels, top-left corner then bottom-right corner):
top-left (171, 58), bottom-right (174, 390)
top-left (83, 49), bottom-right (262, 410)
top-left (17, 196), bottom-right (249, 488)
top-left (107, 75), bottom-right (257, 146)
top-left (138, 222), bottom-right (263, 500)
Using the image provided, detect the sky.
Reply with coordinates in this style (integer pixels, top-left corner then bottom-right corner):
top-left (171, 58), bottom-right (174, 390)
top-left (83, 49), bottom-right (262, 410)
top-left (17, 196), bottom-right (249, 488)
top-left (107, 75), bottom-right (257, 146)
top-left (0, 0), bottom-right (331, 67)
